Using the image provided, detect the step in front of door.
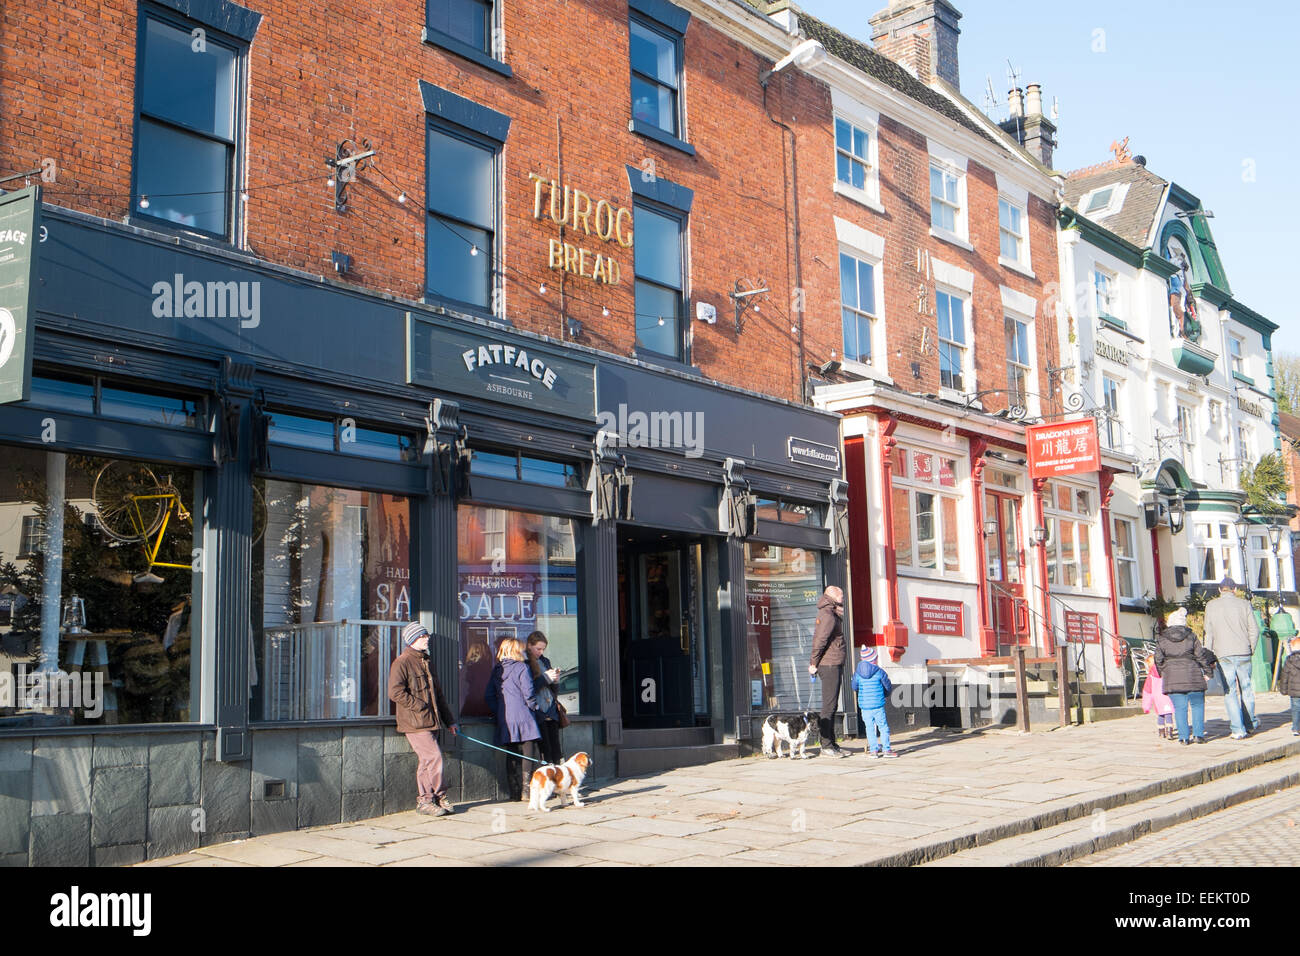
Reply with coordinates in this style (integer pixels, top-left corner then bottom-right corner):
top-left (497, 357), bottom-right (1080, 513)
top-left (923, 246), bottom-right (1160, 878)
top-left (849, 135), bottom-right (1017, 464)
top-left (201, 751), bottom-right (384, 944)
top-left (620, 726), bottom-right (715, 749)
top-left (616, 743), bottom-right (740, 777)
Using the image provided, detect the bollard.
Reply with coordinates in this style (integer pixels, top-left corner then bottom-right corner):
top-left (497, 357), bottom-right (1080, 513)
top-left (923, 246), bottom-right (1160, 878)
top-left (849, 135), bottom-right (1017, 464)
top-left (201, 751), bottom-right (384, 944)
top-left (1056, 644), bottom-right (1071, 727)
top-left (1013, 645), bottom-right (1030, 733)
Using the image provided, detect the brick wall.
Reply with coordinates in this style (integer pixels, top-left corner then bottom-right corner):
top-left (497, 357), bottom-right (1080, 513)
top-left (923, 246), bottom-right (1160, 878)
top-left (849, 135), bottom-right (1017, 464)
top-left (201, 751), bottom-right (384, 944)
top-left (4, 0), bottom-right (1057, 410)
top-left (3, 0), bottom-right (828, 404)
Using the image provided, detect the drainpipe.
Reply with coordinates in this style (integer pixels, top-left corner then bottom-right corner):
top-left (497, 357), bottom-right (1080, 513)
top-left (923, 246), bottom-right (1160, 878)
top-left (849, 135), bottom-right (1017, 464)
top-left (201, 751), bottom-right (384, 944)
top-left (1099, 469), bottom-right (1124, 681)
top-left (763, 74), bottom-right (807, 403)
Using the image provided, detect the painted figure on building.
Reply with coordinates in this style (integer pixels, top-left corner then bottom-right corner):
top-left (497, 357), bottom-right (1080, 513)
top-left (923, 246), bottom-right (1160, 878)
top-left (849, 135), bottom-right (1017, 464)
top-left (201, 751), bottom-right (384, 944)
top-left (1166, 237), bottom-right (1200, 343)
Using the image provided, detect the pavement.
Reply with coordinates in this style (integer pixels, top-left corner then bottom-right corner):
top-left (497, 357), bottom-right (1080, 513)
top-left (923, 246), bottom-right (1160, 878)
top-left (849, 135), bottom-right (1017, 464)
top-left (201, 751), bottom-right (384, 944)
top-left (140, 693), bottom-right (1300, 868)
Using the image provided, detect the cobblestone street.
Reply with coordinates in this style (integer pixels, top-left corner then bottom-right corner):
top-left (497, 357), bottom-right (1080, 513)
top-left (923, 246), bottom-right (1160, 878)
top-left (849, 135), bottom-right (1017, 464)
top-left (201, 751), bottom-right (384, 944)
top-left (1071, 783), bottom-right (1300, 867)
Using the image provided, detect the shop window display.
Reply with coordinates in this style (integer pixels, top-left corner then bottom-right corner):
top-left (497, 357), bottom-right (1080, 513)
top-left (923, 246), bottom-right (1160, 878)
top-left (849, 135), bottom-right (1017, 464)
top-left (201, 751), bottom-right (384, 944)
top-left (745, 545), bottom-right (823, 712)
top-left (250, 478), bottom-right (412, 721)
top-left (457, 505), bottom-right (579, 717)
top-left (0, 447), bottom-right (200, 726)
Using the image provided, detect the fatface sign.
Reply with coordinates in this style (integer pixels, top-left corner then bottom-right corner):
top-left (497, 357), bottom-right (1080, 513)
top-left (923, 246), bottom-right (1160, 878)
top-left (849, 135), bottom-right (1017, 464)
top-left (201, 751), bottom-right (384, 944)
top-left (1027, 419), bottom-right (1101, 479)
top-left (0, 187), bottom-right (41, 405)
top-left (406, 312), bottom-right (595, 420)
top-left (916, 597), bottom-right (964, 636)
top-left (787, 437), bottom-right (841, 471)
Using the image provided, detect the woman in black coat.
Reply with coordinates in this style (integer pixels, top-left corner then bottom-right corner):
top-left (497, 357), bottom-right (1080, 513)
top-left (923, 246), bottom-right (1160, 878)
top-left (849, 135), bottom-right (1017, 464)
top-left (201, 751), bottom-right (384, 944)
top-left (1154, 608), bottom-right (1217, 744)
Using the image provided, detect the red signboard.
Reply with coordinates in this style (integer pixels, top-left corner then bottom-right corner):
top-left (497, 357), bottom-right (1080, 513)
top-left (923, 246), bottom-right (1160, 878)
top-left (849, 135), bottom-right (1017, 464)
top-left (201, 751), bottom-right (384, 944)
top-left (1026, 419), bottom-right (1101, 479)
top-left (1063, 610), bottom-right (1101, 644)
top-left (916, 597), bottom-right (964, 636)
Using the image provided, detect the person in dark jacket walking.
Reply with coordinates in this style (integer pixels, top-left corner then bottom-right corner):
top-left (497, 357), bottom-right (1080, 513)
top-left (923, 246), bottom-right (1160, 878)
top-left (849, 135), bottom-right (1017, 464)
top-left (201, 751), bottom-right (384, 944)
top-left (387, 621), bottom-right (458, 816)
top-left (485, 637), bottom-right (542, 800)
top-left (1277, 636), bottom-right (1300, 736)
top-left (526, 630), bottom-right (563, 764)
top-left (808, 585), bottom-right (850, 757)
top-left (1154, 608), bottom-right (1217, 744)
top-left (852, 646), bottom-right (896, 757)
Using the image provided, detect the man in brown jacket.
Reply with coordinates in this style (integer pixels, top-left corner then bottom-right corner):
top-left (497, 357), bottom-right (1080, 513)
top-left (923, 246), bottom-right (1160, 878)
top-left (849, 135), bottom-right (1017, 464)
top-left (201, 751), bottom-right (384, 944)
top-left (808, 585), bottom-right (850, 757)
top-left (389, 621), bottom-right (458, 816)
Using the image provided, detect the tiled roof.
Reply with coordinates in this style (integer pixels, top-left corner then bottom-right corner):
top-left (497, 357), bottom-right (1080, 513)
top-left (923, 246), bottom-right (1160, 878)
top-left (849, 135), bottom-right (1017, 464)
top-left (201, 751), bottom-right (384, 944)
top-left (794, 12), bottom-right (994, 143)
top-left (1279, 411), bottom-right (1300, 442)
top-left (1062, 161), bottom-right (1168, 248)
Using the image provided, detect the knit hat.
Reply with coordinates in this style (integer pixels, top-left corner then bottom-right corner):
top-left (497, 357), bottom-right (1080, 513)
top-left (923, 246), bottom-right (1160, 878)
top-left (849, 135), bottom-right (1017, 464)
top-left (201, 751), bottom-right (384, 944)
top-left (402, 621), bottom-right (429, 647)
top-left (1166, 607), bottom-right (1188, 627)
top-left (859, 646), bottom-right (878, 663)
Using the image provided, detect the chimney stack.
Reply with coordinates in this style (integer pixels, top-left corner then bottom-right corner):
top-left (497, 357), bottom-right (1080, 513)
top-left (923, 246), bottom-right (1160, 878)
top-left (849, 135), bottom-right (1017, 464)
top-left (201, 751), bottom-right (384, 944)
top-left (999, 81), bottom-right (1057, 168)
top-left (869, 0), bottom-right (962, 88)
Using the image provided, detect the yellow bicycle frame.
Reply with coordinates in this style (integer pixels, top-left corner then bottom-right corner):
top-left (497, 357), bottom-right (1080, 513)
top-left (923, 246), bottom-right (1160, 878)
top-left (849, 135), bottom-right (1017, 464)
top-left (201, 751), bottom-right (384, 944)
top-left (125, 492), bottom-right (191, 573)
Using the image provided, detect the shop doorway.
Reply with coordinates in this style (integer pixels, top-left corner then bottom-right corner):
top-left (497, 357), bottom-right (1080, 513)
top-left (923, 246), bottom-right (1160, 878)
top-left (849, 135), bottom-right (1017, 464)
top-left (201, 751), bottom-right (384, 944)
top-left (985, 488), bottom-right (1031, 653)
top-left (618, 531), bottom-right (709, 728)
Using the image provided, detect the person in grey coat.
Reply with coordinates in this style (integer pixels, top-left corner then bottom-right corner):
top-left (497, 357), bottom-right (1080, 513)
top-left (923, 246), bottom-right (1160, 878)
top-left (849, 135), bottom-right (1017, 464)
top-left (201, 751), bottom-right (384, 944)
top-left (1202, 576), bottom-right (1260, 739)
top-left (1155, 607), bottom-right (1217, 744)
top-left (484, 637), bottom-right (541, 801)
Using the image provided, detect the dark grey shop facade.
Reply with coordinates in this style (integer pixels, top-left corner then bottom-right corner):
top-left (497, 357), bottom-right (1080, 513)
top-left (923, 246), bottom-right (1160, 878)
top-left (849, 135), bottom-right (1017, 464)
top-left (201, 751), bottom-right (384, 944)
top-left (0, 206), bottom-right (845, 866)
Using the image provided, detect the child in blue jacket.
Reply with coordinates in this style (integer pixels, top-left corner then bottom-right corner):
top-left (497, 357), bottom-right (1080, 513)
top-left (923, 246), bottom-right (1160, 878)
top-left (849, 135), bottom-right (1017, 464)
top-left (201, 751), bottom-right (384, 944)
top-left (852, 646), bottom-right (897, 757)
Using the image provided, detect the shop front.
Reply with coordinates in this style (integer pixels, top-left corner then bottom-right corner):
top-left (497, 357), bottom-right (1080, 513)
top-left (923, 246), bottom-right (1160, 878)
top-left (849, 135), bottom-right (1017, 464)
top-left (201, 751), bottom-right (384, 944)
top-left (0, 204), bottom-right (843, 864)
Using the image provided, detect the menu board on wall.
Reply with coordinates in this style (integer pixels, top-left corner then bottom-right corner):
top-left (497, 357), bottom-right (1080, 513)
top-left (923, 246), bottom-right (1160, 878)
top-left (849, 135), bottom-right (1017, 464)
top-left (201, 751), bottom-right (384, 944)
top-left (916, 597), bottom-right (964, 636)
top-left (1064, 610), bottom-right (1101, 643)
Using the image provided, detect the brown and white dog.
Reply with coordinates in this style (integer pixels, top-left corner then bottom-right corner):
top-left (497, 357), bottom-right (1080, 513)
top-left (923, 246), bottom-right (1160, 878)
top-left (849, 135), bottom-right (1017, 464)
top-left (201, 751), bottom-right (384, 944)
top-left (528, 752), bottom-right (592, 812)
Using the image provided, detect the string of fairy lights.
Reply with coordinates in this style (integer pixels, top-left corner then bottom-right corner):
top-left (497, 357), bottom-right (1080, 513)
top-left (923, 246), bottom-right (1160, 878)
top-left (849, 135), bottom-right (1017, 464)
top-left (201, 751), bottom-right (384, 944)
top-left (18, 164), bottom-right (806, 344)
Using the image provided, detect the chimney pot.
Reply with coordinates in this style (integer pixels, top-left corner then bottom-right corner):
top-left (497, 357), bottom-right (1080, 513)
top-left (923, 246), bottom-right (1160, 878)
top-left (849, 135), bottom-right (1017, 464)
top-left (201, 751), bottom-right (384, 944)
top-left (1007, 87), bottom-right (1024, 117)
top-left (1025, 83), bottom-right (1043, 117)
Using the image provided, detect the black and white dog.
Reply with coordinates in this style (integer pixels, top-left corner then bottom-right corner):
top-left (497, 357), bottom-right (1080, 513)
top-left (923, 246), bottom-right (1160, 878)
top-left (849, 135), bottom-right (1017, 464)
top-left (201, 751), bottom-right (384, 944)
top-left (762, 711), bottom-right (816, 759)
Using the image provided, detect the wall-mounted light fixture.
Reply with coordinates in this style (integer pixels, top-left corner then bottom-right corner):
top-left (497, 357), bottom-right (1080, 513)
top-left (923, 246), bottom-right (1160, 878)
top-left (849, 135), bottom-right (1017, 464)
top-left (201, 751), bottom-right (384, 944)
top-left (760, 39), bottom-right (827, 86)
top-left (1032, 526), bottom-right (1049, 546)
top-left (983, 518), bottom-right (999, 537)
top-left (1168, 493), bottom-right (1186, 535)
top-left (730, 279), bottom-right (768, 334)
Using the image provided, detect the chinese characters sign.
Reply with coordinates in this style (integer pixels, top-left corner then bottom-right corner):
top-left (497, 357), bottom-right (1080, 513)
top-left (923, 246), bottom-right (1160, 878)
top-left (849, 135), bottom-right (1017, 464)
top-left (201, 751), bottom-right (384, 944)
top-left (1026, 419), bottom-right (1100, 479)
top-left (916, 597), bottom-right (964, 636)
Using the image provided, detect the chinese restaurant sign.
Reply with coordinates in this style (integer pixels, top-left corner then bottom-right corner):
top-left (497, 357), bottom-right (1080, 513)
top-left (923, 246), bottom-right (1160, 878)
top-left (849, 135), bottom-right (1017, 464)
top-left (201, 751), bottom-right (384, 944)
top-left (1063, 610), bottom-right (1101, 644)
top-left (916, 597), bottom-right (964, 636)
top-left (1026, 419), bottom-right (1101, 479)
top-left (0, 186), bottom-right (41, 405)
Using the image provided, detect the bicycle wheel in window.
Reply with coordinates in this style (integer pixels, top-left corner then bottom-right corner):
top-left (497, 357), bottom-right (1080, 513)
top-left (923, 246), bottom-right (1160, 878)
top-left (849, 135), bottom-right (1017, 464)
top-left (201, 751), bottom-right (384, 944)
top-left (92, 461), bottom-right (167, 544)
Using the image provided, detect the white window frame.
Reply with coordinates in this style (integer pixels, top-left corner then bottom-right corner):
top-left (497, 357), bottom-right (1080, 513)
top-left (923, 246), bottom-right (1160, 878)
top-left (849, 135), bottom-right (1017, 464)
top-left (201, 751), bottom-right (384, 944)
top-left (830, 91), bottom-right (882, 213)
top-left (927, 141), bottom-right (969, 247)
top-left (1094, 266), bottom-right (1118, 321)
top-left (1247, 531), bottom-right (1276, 592)
top-left (1229, 334), bottom-right (1246, 378)
top-left (1192, 520), bottom-right (1239, 585)
top-left (834, 217), bottom-right (887, 380)
top-left (1004, 314), bottom-right (1031, 408)
top-left (936, 287), bottom-right (969, 395)
top-left (1079, 182), bottom-right (1130, 220)
top-left (892, 443), bottom-right (967, 580)
top-left (1112, 516), bottom-right (1140, 603)
top-left (1043, 479), bottom-right (1097, 592)
top-left (839, 249), bottom-right (880, 369)
top-left (1101, 376), bottom-right (1123, 451)
top-left (1176, 402), bottom-right (1196, 461)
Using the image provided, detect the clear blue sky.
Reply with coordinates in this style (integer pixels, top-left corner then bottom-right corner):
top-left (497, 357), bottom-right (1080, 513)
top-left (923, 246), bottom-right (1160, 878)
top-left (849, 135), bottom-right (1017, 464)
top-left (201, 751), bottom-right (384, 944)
top-left (795, 0), bottom-right (1299, 355)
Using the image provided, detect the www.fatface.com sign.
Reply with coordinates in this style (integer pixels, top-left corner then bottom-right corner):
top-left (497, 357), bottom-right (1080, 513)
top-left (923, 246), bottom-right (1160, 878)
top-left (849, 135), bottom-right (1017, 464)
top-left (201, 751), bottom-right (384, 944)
top-left (406, 312), bottom-right (595, 420)
top-left (0, 186), bottom-right (41, 405)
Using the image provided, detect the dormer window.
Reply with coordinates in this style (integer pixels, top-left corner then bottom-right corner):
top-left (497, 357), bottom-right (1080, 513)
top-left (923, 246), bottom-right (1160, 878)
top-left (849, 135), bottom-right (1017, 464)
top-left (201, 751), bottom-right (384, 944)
top-left (1079, 183), bottom-right (1129, 220)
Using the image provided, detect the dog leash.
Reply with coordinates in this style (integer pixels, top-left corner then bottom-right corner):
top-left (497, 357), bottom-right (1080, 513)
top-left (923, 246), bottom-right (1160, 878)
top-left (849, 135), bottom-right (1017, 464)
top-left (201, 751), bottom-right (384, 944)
top-left (457, 734), bottom-right (547, 764)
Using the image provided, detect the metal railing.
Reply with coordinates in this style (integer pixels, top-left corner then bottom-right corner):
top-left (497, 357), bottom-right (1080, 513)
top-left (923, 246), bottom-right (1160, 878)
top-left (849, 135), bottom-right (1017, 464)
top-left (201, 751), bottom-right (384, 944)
top-left (262, 618), bottom-right (404, 721)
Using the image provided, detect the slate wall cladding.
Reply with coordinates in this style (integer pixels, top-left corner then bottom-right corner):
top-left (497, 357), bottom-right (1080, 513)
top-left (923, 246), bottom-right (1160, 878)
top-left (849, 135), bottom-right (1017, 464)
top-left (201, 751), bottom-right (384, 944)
top-left (0, 718), bottom-right (608, 864)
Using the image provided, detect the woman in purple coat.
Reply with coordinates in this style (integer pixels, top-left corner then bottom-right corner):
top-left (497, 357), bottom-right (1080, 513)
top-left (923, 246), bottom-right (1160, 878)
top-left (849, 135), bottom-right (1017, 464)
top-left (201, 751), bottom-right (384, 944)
top-left (484, 637), bottom-right (542, 801)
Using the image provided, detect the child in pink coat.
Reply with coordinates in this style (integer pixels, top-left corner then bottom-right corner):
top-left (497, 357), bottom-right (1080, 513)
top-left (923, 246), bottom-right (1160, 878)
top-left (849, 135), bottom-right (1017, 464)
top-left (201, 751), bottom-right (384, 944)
top-left (1141, 652), bottom-right (1175, 740)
